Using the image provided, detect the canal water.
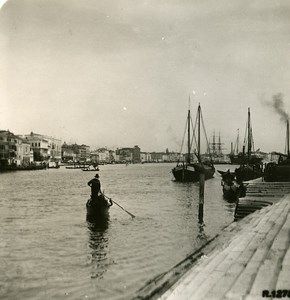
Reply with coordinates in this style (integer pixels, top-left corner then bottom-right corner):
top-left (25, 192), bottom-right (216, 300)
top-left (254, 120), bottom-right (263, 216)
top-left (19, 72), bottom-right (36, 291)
top-left (0, 163), bottom-right (237, 300)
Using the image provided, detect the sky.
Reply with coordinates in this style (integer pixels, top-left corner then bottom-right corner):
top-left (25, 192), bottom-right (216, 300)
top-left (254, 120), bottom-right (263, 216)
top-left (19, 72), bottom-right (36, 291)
top-left (0, 0), bottom-right (290, 153)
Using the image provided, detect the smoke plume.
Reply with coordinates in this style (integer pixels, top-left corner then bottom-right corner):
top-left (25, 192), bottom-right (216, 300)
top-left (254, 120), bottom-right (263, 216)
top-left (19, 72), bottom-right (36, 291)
top-left (264, 93), bottom-right (289, 123)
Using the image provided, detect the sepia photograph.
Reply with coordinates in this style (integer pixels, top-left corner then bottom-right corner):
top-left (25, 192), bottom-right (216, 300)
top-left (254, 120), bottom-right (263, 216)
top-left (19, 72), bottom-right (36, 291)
top-left (1, 1), bottom-right (290, 299)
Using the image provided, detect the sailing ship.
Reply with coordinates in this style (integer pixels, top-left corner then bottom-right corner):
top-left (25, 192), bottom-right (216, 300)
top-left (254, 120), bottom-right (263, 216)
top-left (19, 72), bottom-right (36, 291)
top-left (172, 104), bottom-right (215, 182)
top-left (264, 120), bottom-right (290, 182)
top-left (203, 131), bottom-right (230, 164)
top-left (229, 110), bottom-right (263, 165)
top-left (234, 108), bottom-right (263, 182)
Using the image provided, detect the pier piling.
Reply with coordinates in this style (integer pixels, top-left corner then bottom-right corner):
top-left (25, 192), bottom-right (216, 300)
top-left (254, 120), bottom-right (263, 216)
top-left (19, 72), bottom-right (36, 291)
top-left (198, 172), bottom-right (205, 224)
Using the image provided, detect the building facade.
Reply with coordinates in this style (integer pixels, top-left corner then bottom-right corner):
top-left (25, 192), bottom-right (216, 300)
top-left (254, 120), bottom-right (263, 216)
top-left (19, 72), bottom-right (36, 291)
top-left (24, 132), bottom-right (62, 162)
top-left (0, 130), bottom-right (33, 167)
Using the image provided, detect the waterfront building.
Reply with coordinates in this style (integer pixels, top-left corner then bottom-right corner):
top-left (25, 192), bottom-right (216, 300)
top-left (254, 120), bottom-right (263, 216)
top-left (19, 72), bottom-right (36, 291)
top-left (78, 144), bottom-right (90, 162)
top-left (150, 152), bottom-right (163, 162)
top-left (140, 152), bottom-right (152, 163)
top-left (116, 145), bottom-right (141, 163)
top-left (24, 132), bottom-right (62, 162)
top-left (109, 149), bottom-right (117, 163)
top-left (116, 147), bottom-right (133, 162)
top-left (96, 148), bottom-right (110, 163)
top-left (61, 143), bottom-right (77, 162)
top-left (0, 130), bottom-right (33, 167)
top-left (61, 143), bottom-right (90, 162)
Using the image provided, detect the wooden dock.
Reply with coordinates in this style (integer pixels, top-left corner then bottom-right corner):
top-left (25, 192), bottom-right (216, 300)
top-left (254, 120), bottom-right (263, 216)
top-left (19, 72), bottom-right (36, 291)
top-left (134, 182), bottom-right (290, 300)
top-left (235, 181), bottom-right (290, 220)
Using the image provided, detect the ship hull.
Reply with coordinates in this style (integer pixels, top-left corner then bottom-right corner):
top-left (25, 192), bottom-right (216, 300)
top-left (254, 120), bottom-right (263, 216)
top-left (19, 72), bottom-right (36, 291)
top-left (172, 163), bottom-right (215, 182)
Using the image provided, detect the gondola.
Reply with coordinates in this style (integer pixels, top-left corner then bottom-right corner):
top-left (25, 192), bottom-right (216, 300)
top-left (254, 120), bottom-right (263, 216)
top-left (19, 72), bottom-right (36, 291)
top-left (86, 194), bottom-right (113, 217)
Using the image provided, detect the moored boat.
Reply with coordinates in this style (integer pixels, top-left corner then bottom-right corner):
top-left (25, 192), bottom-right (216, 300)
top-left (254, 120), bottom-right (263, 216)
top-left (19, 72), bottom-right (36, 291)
top-left (264, 120), bottom-right (290, 182)
top-left (233, 108), bottom-right (263, 181)
top-left (172, 103), bottom-right (215, 182)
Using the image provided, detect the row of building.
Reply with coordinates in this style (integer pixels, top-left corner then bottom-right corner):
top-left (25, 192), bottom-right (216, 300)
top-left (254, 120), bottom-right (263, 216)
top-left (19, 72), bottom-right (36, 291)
top-left (0, 130), bottom-right (182, 168)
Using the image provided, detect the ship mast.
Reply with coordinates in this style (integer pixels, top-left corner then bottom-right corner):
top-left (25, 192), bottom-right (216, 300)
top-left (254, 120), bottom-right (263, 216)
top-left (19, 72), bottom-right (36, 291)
top-left (197, 104), bottom-right (201, 161)
top-left (287, 119), bottom-right (290, 157)
top-left (237, 129), bottom-right (239, 154)
top-left (187, 109), bottom-right (191, 164)
top-left (247, 107), bottom-right (252, 161)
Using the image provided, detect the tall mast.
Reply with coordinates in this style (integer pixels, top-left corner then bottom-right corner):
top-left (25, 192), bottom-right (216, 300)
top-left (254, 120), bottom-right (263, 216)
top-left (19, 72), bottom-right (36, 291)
top-left (287, 120), bottom-right (289, 157)
top-left (236, 129), bottom-right (239, 154)
top-left (198, 104), bottom-right (201, 160)
top-left (247, 107), bottom-right (251, 160)
top-left (187, 109), bottom-right (191, 163)
top-left (212, 130), bottom-right (216, 154)
top-left (218, 132), bottom-right (221, 154)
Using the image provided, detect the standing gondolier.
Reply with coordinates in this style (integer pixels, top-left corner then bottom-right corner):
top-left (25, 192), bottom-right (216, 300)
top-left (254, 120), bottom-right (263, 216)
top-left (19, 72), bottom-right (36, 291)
top-left (88, 173), bottom-right (101, 200)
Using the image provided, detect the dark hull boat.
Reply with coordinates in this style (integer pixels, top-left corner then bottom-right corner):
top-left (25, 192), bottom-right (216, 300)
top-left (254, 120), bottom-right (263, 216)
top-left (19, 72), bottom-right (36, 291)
top-left (86, 194), bottom-right (112, 217)
top-left (264, 160), bottom-right (290, 182)
top-left (235, 164), bottom-right (263, 182)
top-left (172, 104), bottom-right (215, 182)
top-left (172, 163), bottom-right (215, 182)
top-left (264, 121), bottom-right (290, 182)
top-left (229, 154), bottom-right (263, 165)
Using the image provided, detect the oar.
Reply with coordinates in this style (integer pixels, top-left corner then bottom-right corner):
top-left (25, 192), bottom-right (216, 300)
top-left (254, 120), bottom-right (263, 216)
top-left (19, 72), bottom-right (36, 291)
top-left (104, 195), bottom-right (135, 219)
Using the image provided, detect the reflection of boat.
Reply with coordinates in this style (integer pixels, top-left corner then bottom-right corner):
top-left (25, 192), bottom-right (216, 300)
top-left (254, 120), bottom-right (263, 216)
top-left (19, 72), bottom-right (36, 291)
top-left (234, 108), bottom-right (263, 181)
top-left (264, 120), bottom-right (290, 182)
top-left (172, 104), bottom-right (215, 182)
top-left (86, 194), bottom-right (113, 217)
top-left (86, 213), bottom-right (109, 280)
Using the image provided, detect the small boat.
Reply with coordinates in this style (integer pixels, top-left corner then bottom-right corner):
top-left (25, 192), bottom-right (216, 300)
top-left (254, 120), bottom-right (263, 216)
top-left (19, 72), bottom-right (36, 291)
top-left (86, 194), bottom-right (113, 217)
top-left (82, 166), bottom-right (99, 171)
top-left (220, 170), bottom-right (246, 201)
top-left (172, 103), bottom-right (215, 182)
top-left (264, 120), bottom-right (290, 182)
top-left (48, 161), bottom-right (60, 169)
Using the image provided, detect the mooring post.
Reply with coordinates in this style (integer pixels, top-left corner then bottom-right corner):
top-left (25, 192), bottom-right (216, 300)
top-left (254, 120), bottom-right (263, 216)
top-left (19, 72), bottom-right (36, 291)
top-left (199, 172), bottom-right (205, 224)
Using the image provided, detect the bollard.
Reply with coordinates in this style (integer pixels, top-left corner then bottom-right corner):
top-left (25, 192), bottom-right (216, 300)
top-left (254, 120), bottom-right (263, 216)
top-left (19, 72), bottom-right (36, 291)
top-left (199, 172), bottom-right (205, 224)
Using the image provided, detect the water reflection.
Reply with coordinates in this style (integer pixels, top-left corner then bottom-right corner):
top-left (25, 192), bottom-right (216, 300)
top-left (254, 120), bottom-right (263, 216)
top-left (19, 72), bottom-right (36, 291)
top-left (197, 223), bottom-right (209, 242)
top-left (86, 214), bottom-right (110, 279)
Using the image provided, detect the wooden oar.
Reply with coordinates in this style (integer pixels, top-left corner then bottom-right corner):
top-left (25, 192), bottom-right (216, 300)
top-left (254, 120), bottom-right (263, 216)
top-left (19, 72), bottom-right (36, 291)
top-left (104, 195), bottom-right (135, 218)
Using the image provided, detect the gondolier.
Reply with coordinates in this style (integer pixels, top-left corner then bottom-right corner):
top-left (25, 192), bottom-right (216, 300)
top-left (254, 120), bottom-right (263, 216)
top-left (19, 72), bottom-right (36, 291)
top-left (88, 173), bottom-right (101, 200)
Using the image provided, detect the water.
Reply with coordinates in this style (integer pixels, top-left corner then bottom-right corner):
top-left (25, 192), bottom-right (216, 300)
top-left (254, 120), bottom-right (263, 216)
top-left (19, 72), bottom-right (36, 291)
top-left (0, 163), bottom-right (236, 300)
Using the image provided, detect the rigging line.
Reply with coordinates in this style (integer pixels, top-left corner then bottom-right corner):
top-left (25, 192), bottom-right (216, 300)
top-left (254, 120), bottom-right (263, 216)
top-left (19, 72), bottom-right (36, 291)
top-left (190, 113), bottom-right (198, 153)
top-left (250, 118), bottom-right (255, 151)
top-left (191, 110), bottom-right (199, 151)
top-left (179, 117), bottom-right (188, 155)
top-left (243, 120), bottom-right (248, 147)
top-left (200, 109), bottom-right (211, 157)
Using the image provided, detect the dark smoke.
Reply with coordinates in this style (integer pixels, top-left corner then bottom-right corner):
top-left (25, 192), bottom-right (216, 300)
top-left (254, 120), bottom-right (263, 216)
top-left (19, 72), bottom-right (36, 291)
top-left (264, 93), bottom-right (289, 123)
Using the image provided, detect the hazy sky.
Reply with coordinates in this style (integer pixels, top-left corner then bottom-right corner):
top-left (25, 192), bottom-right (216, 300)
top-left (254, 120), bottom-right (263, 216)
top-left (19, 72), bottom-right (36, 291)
top-left (0, 0), bottom-right (290, 152)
